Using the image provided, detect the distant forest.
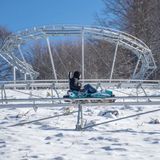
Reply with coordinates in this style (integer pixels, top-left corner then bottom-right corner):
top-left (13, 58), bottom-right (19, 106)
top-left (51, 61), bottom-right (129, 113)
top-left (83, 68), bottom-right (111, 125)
top-left (0, 0), bottom-right (160, 80)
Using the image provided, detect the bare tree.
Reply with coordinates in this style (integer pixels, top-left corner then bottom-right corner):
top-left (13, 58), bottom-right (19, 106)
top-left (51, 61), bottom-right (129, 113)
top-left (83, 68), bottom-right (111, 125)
top-left (96, 0), bottom-right (160, 79)
top-left (30, 40), bottom-right (82, 79)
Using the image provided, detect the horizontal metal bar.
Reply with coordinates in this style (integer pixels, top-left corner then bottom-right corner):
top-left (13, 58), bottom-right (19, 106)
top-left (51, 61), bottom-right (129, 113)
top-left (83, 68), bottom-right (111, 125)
top-left (0, 103), bottom-right (71, 109)
top-left (0, 81), bottom-right (160, 90)
top-left (0, 95), bottom-right (160, 103)
top-left (0, 101), bottom-right (160, 109)
top-left (1, 79), bottom-right (160, 84)
top-left (9, 110), bottom-right (78, 127)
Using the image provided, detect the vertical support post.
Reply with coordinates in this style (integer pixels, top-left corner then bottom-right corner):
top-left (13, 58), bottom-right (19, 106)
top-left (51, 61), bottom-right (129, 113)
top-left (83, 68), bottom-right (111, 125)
top-left (81, 30), bottom-right (85, 82)
top-left (136, 88), bottom-right (139, 102)
top-left (110, 40), bottom-right (119, 82)
top-left (18, 45), bottom-right (33, 80)
top-left (141, 86), bottom-right (151, 102)
top-left (3, 85), bottom-right (7, 104)
top-left (52, 83), bottom-right (61, 103)
top-left (136, 83), bottom-right (141, 102)
top-left (1, 85), bottom-right (4, 104)
top-left (46, 37), bottom-right (57, 81)
top-left (13, 66), bottom-right (16, 84)
top-left (51, 84), bottom-right (54, 104)
top-left (80, 104), bottom-right (83, 127)
top-left (13, 67), bottom-right (16, 90)
top-left (18, 44), bottom-right (34, 92)
top-left (24, 74), bottom-right (27, 90)
top-left (132, 54), bottom-right (142, 79)
top-left (24, 73), bottom-right (27, 81)
top-left (1, 85), bottom-right (7, 104)
top-left (76, 103), bottom-right (83, 131)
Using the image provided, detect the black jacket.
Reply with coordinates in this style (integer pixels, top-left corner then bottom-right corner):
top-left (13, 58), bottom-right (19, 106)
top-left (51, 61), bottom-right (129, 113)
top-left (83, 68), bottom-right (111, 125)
top-left (69, 71), bottom-right (81, 91)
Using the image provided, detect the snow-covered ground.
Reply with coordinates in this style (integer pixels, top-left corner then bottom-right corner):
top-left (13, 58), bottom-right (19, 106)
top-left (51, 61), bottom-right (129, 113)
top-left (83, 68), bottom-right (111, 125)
top-left (0, 88), bottom-right (160, 160)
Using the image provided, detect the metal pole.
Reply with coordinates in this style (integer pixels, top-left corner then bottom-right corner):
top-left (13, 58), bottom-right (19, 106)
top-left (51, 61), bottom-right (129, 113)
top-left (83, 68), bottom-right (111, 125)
top-left (13, 66), bottom-right (16, 83)
top-left (80, 104), bottom-right (83, 127)
top-left (76, 103), bottom-right (83, 131)
top-left (13, 66), bottom-right (16, 90)
top-left (1, 85), bottom-right (4, 104)
top-left (132, 54), bottom-right (142, 79)
top-left (110, 40), bottom-right (119, 82)
top-left (24, 73), bottom-right (27, 81)
top-left (24, 74), bottom-right (27, 90)
top-left (51, 85), bottom-right (54, 104)
top-left (46, 37), bottom-right (57, 81)
top-left (52, 83), bottom-right (61, 103)
top-left (18, 45), bottom-right (33, 80)
top-left (81, 30), bottom-right (85, 81)
top-left (141, 86), bottom-right (151, 102)
top-left (3, 86), bottom-right (7, 103)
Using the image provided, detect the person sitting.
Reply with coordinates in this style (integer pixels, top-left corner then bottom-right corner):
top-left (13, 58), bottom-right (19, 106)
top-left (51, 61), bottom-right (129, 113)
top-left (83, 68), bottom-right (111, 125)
top-left (69, 71), bottom-right (82, 92)
top-left (69, 71), bottom-right (97, 94)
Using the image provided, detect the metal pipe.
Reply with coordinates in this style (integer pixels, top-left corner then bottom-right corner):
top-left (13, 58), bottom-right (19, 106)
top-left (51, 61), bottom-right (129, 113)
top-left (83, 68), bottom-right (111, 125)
top-left (18, 45), bottom-right (33, 80)
top-left (110, 40), bottom-right (119, 82)
top-left (13, 66), bottom-right (16, 83)
top-left (0, 100), bottom-right (160, 109)
top-left (24, 73), bottom-right (27, 81)
top-left (81, 29), bottom-right (85, 81)
top-left (132, 54), bottom-right (142, 79)
top-left (46, 37), bottom-right (57, 81)
top-left (0, 95), bottom-right (160, 103)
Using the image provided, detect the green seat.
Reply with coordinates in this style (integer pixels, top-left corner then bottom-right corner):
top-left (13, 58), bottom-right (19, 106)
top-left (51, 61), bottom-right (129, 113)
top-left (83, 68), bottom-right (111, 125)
top-left (68, 90), bottom-right (113, 99)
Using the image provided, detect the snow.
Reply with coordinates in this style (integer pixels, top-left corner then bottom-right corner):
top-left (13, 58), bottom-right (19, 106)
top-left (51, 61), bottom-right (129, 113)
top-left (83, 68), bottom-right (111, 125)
top-left (0, 88), bottom-right (160, 160)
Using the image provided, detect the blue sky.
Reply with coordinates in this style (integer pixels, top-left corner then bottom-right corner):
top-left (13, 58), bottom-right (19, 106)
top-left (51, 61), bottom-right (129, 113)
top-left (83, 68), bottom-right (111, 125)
top-left (0, 0), bottom-right (104, 32)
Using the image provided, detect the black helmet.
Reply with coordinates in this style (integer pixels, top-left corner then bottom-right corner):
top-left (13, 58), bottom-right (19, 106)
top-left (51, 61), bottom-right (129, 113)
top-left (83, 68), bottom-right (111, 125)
top-left (73, 71), bottom-right (81, 79)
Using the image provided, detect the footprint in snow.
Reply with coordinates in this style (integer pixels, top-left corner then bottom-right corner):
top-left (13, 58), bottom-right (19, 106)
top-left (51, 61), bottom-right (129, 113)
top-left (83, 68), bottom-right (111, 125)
top-left (39, 124), bottom-right (57, 130)
top-left (0, 141), bottom-right (6, 148)
top-left (54, 133), bottom-right (64, 137)
top-left (53, 157), bottom-right (64, 160)
top-left (30, 155), bottom-right (39, 158)
top-left (88, 136), bottom-right (104, 141)
top-left (44, 136), bottom-right (52, 140)
top-left (0, 139), bottom-right (6, 144)
top-left (144, 137), bottom-right (160, 144)
top-left (102, 146), bottom-right (127, 152)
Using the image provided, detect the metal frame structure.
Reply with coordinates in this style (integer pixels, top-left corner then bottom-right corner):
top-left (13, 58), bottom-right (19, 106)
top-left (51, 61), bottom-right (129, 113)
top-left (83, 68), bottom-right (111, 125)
top-left (1, 95), bottom-right (160, 106)
top-left (0, 79), bottom-right (160, 90)
top-left (0, 25), bottom-right (157, 81)
top-left (0, 78), bottom-right (160, 109)
top-left (1, 93), bottom-right (160, 130)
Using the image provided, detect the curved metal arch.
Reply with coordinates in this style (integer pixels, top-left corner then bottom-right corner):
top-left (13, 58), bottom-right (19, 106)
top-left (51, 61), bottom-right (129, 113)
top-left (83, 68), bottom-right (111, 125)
top-left (0, 25), bottom-right (157, 79)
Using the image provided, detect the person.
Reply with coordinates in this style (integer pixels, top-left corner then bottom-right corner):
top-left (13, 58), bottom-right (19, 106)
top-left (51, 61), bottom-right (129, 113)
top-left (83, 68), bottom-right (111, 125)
top-left (69, 71), bottom-right (97, 94)
top-left (69, 71), bottom-right (82, 91)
